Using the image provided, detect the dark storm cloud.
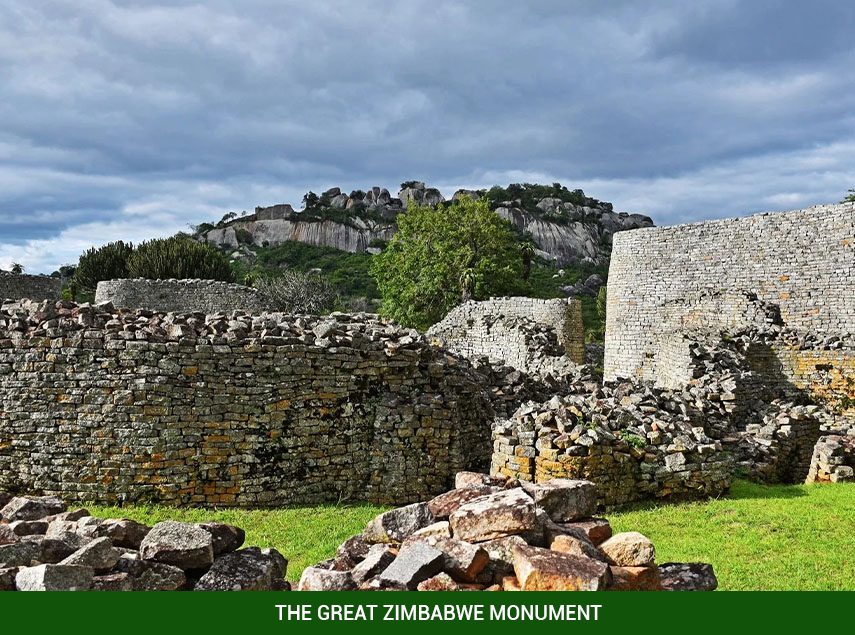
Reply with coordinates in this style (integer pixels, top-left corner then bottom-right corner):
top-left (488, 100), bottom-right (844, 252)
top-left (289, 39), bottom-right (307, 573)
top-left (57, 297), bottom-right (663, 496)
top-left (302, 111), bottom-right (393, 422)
top-left (0, 0), bottom-right (853, 271)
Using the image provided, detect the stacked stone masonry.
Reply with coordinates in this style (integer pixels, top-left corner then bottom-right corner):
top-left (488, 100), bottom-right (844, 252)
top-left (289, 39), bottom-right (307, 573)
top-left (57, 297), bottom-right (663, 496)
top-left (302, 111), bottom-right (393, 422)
top-left (0, 300), bottom-right (495, 506)
top-left (95, 279), bottom-right (270, 314)
top-left (0, 273), bottom-right (61, 302)
top-left (605, 203), bottom-right (855, 407)
top-left (428, 297), bottom-right (585, 371)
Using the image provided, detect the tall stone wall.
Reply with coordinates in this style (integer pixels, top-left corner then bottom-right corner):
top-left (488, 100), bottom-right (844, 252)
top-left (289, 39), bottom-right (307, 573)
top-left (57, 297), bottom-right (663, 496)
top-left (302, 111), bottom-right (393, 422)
top-left (95, 279), bottom-right (269, 314)
top-left (0, 301), bottom-right (494, 506)
top-left (427, 297), bottom-right (585, 370)
top-left (0, 273), bottom-right (61, 302)
top-left (605, 202), bottom-right (855, 383)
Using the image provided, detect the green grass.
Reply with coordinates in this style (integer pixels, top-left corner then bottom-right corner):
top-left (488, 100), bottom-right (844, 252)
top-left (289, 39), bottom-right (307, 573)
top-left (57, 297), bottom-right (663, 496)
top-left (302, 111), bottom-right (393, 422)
top-left (89, 481), bottom-right (855, 588)
top-left (609, 480), bottom-right (855, 590)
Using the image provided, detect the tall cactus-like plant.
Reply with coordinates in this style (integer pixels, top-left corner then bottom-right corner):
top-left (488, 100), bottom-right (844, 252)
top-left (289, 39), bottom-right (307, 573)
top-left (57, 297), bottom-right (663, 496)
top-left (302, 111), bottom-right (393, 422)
top-left (128, 237), bottom-right (234, 282)
top-left (70, 240), bottom-right (134, 299)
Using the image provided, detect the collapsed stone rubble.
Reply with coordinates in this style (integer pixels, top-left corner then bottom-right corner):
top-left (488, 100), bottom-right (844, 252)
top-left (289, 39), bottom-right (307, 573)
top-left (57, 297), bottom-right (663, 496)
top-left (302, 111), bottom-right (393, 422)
top-left (0, 494), bottom-right (289, 591)
top-left (300, 472), bottom-right (717, 592)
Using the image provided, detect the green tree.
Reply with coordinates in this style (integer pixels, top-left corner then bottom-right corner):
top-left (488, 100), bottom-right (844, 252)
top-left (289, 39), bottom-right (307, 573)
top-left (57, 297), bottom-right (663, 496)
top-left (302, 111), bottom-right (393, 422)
top-left (302, 191), bottom-right (320, 210)
top-left (371, 196), bottom-right (525, 329)
top-left (596, 286), bottom-right (607, 322)
top-left (70, 241), bottom-right (134, 300)
top-left (520, 241), bottom-right (535, 282)
top-left (843, 189), bottom-right (855, 203)
top-left (10, 263), bottom-right (23, 274)
top-left (128, 236), bottom-right (233, 282)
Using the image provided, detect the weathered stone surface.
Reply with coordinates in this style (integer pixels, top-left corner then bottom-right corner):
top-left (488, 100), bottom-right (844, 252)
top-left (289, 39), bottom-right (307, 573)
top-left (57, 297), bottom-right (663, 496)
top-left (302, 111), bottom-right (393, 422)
top-left (195, 547), bottom-right (288, 591)
top-left (0, 496), bottom-right (65, 522)
top-left (479, 535), bottom-right (528, 579)
top-left (599, 532), bottom-right (656, 567)
top-left (521, 479), bottom-right (597, 522)
top-left (60, 537), bottom-right (119, 572)
top-left (92, 572), bottom-right (134, 591)
top-left (608, 566), bottom-right (661, 591)
top-left (363, 503), bottom-right (434, 544)
top-left (40, 534), bottom-right (87, 563)
top-left (351, 545), bottom-right (396, 586)
top-left (377, 542), bottom-right (445, 590)
top-left (0, 524), bottom-right (17, 546)
top-left (550, 534), bottom-right (610, 564)
top-left (512, 544), bottom-right (609, 591)
top-left (417, 572), bottom-right (463, 591)
top-left (15, 564), bottom-right (94, 591)
top-left (431, 537), bottom-right (489, 582)
top-left (96, 519), bottom-right (151, 550)
top-left (139, 521), bottom-right (214, 570)
top-left (428, 486), bottom-right (495, 519)
top-left (298, 567), bottom-right (355, 591)
top-left (198, 522), bottom-right (245, 556)
top-left (559, 518), bottom-right (612, 546)
top-left (659, 562), bottom-right (718, 591)
top-left (502, 575), bottom-right (522, 591)
top-left (113, 556), bottom-right (186, 591)
top-left (7, 520), bottom-right (48, 536)
top-left (0, 566), bottom-right (19, 591)
top-left (455, 472), bottom-right (507, 489)
top-left (0, 541), bottom-right (40, 568)
top-left (336, 534), bottom-right (371, 564)
top-left (449, 488), bottom-right (536, 542)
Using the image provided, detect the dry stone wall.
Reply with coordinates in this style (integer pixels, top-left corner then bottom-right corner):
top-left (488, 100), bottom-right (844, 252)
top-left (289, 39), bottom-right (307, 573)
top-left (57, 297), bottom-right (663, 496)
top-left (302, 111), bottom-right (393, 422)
top-left (428, 297), bottom-right (585, 371)
top-left (95, 279), bottom-right (270, 314)
top-left (0, 273), bottom-right (61, 302)
top-left (0, 300), bottom-right (495, 506)
top-left (605, 202), bottom-right (855, 386)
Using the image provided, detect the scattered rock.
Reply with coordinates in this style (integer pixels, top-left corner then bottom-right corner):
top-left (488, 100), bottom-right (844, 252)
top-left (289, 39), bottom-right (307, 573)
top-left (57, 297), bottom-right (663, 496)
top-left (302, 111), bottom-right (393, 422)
top-left (521, 479), bottom-right (597, 522)
top-left (15, 564), bottom-right (94, 591)
top-left (449, 488), bottom-right (537, 542)
top-left (195, 547), bottom-right (288, 591)
top-left (512, 544), bottom-right (609, 591)
top-left (1, 496), bottom-right (65, 522)
top-left (139, 521), bottom-right (214, 570)
top-left (599, 532), bottom-right (656, 567)
top-left (298, 567), bottom-right (355, 591)
top-left (377, 542), bottom-right (445, 590)
top-left (363, 502), bottom-right (434, 544)
top-left (659, 562), bottom-right (718, 591)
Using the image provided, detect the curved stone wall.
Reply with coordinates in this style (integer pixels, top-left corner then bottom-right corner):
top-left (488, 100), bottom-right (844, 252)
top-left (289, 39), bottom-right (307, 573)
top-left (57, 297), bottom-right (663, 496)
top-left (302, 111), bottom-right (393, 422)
top-left (0, 301), bottom-right (494, 506)
top-left (605, 202), bottom-right (855, 382)
top-left (95, 278), bottom-right (269, 313)
top-left (427, 297), bottom-right (585, 370)
top-left (0, 272), bottom-right (61, 302)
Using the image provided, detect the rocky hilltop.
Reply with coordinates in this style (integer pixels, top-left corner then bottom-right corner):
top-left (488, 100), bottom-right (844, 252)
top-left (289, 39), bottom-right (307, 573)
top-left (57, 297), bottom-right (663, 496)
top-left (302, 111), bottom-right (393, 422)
top-left (197, 182), bottom-right (652, 267)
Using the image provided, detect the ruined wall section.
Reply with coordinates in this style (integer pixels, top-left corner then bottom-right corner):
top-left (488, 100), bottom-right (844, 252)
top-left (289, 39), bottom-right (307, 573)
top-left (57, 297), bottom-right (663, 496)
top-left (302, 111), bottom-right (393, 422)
top-left (0, 273), bottom-right (61, 302)
top-left (428, 297), bottom-right (585, 370)
top-left (95, 279), bottom-right (270, 314)
top-left (0, 302), bottom-right (494, 507)
top-left (605, 202), bottom-right (855, 383)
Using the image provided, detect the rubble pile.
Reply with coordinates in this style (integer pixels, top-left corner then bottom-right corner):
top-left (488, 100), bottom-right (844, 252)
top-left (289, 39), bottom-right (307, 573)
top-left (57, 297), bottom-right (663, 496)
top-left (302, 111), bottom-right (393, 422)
top-left (0, 494), bottom-right (289, 591)
top-left (300, 472), bottom-right (717, 592)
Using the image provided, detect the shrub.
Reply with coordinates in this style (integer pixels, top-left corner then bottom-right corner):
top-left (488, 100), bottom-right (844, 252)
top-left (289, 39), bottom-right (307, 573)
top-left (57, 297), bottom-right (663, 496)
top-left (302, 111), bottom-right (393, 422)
top-left (253, 271), bottom-right (336, 314)
top-left (70, 240), bottom-right (134, 299)
top-left (128, 237), bottom-right (234, 282)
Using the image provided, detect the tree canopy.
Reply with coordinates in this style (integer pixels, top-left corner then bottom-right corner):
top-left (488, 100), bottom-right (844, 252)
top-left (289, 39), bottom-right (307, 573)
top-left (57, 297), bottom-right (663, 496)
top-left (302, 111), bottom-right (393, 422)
top-left (370, 196), bottom-right (526, 329)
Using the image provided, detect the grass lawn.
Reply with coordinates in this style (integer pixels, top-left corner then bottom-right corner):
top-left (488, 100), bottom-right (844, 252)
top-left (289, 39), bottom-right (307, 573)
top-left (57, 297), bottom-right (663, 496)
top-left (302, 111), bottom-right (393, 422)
top-left (88, 480), bottom-right (855, 589)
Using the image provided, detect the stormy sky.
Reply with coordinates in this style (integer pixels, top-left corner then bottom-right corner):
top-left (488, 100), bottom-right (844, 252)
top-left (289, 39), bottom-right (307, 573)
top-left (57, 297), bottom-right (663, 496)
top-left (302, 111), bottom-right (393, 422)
top-left (1, 0), bottom-right (854, 273)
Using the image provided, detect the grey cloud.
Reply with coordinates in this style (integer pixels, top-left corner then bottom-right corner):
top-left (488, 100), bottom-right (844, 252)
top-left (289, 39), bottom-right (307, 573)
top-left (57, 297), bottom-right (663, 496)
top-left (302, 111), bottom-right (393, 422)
top-left (0, 0), bottom-right (853, 272)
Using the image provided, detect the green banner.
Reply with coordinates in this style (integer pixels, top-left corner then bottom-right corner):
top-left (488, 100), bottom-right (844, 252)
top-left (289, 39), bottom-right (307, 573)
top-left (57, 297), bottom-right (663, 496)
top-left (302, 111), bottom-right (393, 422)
top-left (0, 592), bottom-right (847, 633)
